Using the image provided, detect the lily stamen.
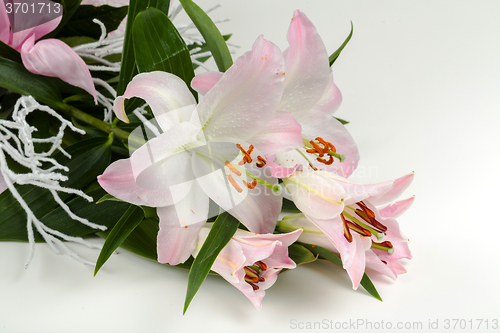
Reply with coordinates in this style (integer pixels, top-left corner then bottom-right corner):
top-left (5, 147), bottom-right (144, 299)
top-left (315, 137), bottom-right (336, 153)
top-left (244, 261), bottom-right (267, 290)
top-left (316, 155), bottom-right (334, 165)
top-left (343, 211), bottom-right (385, 240)
top-left (227, 174), bottom-right (243, 193)
top-left (341, 214), bottom-right (353, 242)
top-left (371, 241), bottom-right (394, 254)
top-left (355, 202), bottom-right (388, 232)
top-left (244, 266), bottom-right (260, 278)
top-left (247, 281), bottom-right (259, 291)
top-left (304, 137), bottom-right (345, 164)
top-left (245, 275), bottom-right (259, 283)
top-left (224, 160), bottom-right (242, 176)
top-left (305, 140), bottom-right (325, 157)
top-left (243, 179), bottom-right (258, 189)
top-left (345, 219), bottom-right (372, 237)
top-left (256, 155), bottom-right (267, 168)
top-left (255, 261), bottom-right (267, 270)
top-left (237, 143), bottom-right (254, 165)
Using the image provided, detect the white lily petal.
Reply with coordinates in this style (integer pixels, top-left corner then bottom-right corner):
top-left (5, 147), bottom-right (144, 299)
top-left (113, 71), bottom-right (196, 125)
top-left (197, 36), bottom-right (285, 141)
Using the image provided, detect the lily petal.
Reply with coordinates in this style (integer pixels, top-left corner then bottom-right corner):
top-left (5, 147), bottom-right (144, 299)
top-left (20, 36), bottom-right (96, 102)
top-left (234, 229), bottom-right (301, 268)
top-left (97, 157), bottom-right (177, 207)
top-left (369, 172), bottom-right (414, 206)
top-left (98, 122), bottom-right (200, 207)
top-left (317, 171), bottom-right (394, 205)
top-left (113, 71), bottom-right (196, 124)
top-left (157, 203), bottom-right (207, 265)
top-left (268, 156), bottom-right (301, 178)
top-left (197, 36), bottom-right (285, 141)
top-left (0, 0), bottom-right (11, 45)
top-left (283, 170), bottom-right (347, 220)
top-left (294, 109), bottom-right (359, 177)
top-left (279, 10), bottom-right (331, 114)
top-left (307, 215), bottom-right (367, 289)
top-left (249, 110), bottom-right (303, 157)
top-left (192, 144), bottom-right (282, 234)
top-left (379, 196), bottom-right (415, 218)
top-left (310, 74), bottom-right (343, 115)
top-left (365, 250), bottom-right (398, 280)
top-left (190, 72), bottom-right (223, 95)
top-left (8, 14), bottom-right (61, 51)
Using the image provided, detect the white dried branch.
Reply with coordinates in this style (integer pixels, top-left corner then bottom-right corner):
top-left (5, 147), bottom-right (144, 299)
top-left (0, 96), bottom-right (107, 267)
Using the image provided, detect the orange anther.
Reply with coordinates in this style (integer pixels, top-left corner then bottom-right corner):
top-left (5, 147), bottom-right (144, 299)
top-left (316, 155), bottom-right (334, 165)
top-left (224, 160), bottom-right (242, 176)
top-left (316, 137), bottom-right (337, 154)
top-left (308, 140), bottom-right (324, 157)
top-left (243, 179), bottom-right (258, 189)
top-left (236, 144), bottom-right (254, 165)
top-left (256, 156), bottom-right (267, 168)
top-left (227, 174), bottom-right (243, 193)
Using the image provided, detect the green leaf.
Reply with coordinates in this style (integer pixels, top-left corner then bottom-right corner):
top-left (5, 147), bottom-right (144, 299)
top-left (360, 273), bottom-right (383, 301)
top-left (0, 40), bottom-right (22, 63)
top-left (180, 0), bottom-right (233, 72)
top-left (283, 198), bottom-right (300, 212)
top-left (57, 5), bottom-right (129, 39)
top-left (40, 186), bottom-right (130, 237)
top-left (132, 7), bottom-right (196, 97)
top-left (334, 117), bottom-right (350, 125)
top-left (47, 0), bottom-right (83, 38)
top-left (288, 243), bottom-right (317, 266)
top-left (188, 34), bottom-right (231, 70)
top-left (301, 243), bottom-right (382, 301)
top-left (97, 193), bottom-right (124, 204)
top-left (0, 137), bottom-right (113, 241)
top-left (94, 205), bottom-right (145, 276)
top-left (301, 243), bottom-right (343, 267)
top-left (329, 22), bottom-right (353, 66)
top-left (184, 212), bottom-right (239, 314)
top-left (100, 216), bottom-right (159, 260)
top-left (0, 58), bottom-right (63, 108)
top-left (117, 0), bottom-right (170, 95)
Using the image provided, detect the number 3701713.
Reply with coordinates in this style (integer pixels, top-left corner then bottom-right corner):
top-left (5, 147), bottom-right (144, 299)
top-left (5, 2), bottom-right (61, 14)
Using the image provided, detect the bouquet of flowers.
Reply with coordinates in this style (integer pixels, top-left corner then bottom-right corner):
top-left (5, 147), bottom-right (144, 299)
top-left (0, 0), bottom-right (414, 312)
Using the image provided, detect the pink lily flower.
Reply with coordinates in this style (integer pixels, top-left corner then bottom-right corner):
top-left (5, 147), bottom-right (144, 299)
top-left (193, 227), bottom-right (302, 310)
top-left (98, 36), bottom-right (303, 265)
top-left (280, 171), bottom-right (414, 289)
top-left (0, 0), bottom-right (96, 101)
top-left (191, 10), bottom-right (359, 178)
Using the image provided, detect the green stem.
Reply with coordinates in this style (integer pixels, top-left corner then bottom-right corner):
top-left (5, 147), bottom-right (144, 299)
top-left (57, 103), bottom-right (144, 147)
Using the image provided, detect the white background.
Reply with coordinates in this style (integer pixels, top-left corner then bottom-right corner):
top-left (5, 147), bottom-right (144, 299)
top-left (2, 1), bottom-right (500, 332)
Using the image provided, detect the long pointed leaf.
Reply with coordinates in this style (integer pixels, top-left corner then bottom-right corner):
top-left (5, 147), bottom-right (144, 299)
top-left (329, 22), bottom-right (353, 66)
top-left (184, 212), bottom-right (239, 314)
top-left (0, 41), bottom-right (22, 63)
top-left (288, 243), bottom-right (316, 266)
top-left (94, 205), bottom-right (144, 276)
top-left (0, 58), bottom-right (63, 108)
top-left (179, 0), bottom-right (232, 72)
top-left (132, 7), bottom-right (196, 97)
top-left (117, 0), bottom-right (170, 95)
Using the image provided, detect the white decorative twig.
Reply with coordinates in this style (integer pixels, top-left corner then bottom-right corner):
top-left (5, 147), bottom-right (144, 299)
top-left (0, 96), bottom-right (107, 268)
